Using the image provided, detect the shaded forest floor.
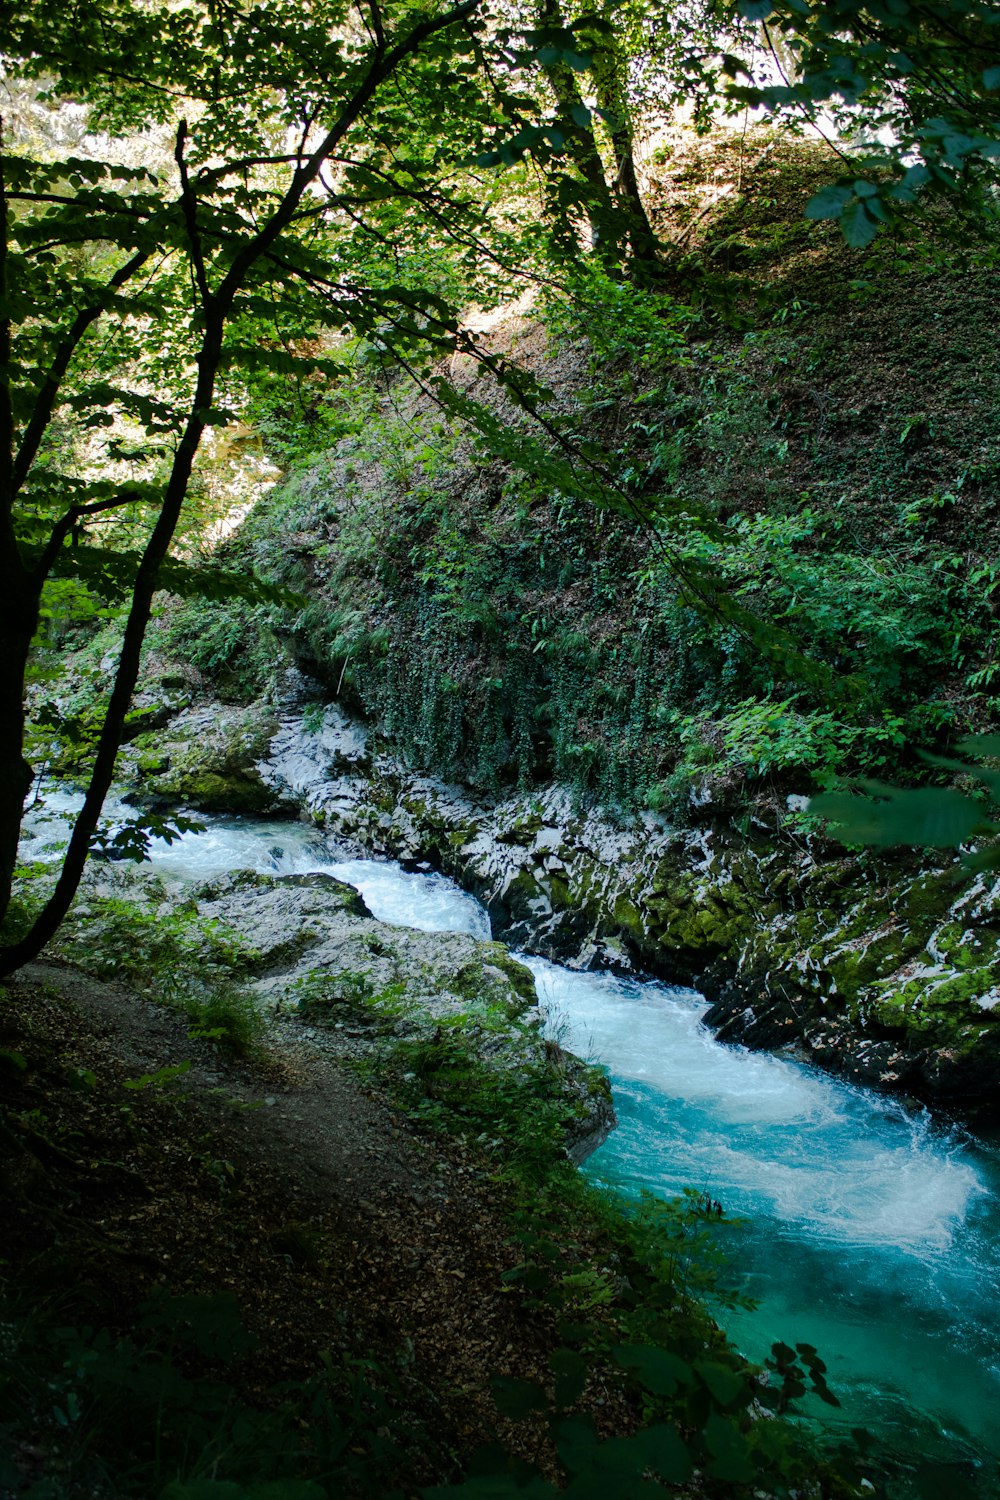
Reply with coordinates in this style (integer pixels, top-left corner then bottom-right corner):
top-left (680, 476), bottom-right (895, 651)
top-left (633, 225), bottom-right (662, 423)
top-left (1, 962), bottom-right (637, 1496)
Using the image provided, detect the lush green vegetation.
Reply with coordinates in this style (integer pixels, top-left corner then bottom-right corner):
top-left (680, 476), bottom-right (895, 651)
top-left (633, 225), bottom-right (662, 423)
top-left (4, 1), bottom-right (1000, 1496)
top-left (0, 931), bottom-right (861, 1500)
top-left (4, 0), bottom-right (1000, 965)
top-left (200, 137), bottom-right (999, 826)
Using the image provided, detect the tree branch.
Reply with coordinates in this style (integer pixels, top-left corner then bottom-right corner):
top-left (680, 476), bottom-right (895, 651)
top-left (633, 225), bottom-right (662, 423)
top-left (214, 0), bottom-right (485, 309)
top-left (10, 248), bottom-right (152, 501)
top-left (0, 118), bottom-right (14, 523)
top-left (33, 492), bottom-right (144, 582)
top-left (176, 121), bottom-right (212, 308)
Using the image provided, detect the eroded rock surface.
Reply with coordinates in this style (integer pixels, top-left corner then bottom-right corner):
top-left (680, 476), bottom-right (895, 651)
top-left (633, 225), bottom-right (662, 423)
top-left (122, 700), bottom-right (293, 815)
top-left (70, 859), bottom-right (616, 1164)
top-left (252, 705), bottom-right (1000, 1119)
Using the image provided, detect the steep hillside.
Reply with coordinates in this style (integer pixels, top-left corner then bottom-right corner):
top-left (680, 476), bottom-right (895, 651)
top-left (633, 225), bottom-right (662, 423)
top-left (191, 131), bottom-right (1000, 822)
top-left (117, 132), bottom-right (1000, 1117)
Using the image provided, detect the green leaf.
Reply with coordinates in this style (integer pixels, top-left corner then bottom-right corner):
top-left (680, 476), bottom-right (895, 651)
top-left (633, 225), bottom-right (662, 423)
top-left (737, 0), bottom-right (773, 17)
top-left (553, 1415), bottom-right (599, 1474)
top-left (563, 1476), bottom-right (655, 1499)
top-left (612, 1345), bottom-right (693, 1397)
top-left (809, 785), bottom-right (991, 848)
top-left (804, 184), bottom-right (853, 220)
top-left (490, 1375), bottom-right (548, 1420)
top-left (550, 1347), bottom-right (588, 1407)
top-left (630, 1424), bottom-right (693, 1483)
top-left (695, 1360), bottom-right (748, 1408)
top-left (841, 199), bottom-right (880, 247)
top-left (422, 1480), bottom-right (556, 1499)
top-left (123, 1060), bottom-right (192, 1091)
top-left (162, 1481), bottom-right (323, 1499)
top-left (423, 1482), bottom-right (556, 1499)
top-left (984, 66), bottom-right (1000, 90)
top-left (249, 1486), bottom-right (327, 1499)
top-left (37, 543), bottom-right (303, 609)
top-left (703, 1412), bottom-right (755, 1483)
top-left (161, 1484), bottom-right (246, 1500)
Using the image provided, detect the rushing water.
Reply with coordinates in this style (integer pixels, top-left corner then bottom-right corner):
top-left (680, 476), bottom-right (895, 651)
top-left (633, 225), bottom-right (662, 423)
top-left (21, 791), bottom-right (489, 938)
top-left (524, 958), bottom-right (1000, 1489)
top-left (23, 793), bottom-right (1000, 1490)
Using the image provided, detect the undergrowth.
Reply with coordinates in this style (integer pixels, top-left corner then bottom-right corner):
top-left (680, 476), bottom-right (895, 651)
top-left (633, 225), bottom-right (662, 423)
top-left (0, 977), bottom-right (458, 1500)
top-left (189, 138), bottom-right (999, 822)
top-left (298, 971), bottom-right (868, 1499)
top-left (5, 871), bottom-right (264, 1057)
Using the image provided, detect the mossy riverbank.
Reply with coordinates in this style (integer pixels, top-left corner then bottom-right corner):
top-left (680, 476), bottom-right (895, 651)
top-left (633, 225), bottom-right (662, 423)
top-left (128, 697), bottom-right (1000, 1121)
top-left (3, 845), bottom-right (858, 1498)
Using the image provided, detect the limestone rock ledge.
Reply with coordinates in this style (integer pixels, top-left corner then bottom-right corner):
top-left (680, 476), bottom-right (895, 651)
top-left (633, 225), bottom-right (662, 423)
top-left (73, 861), bottom-right (616, 1165)
top-left (252, 705), bottom-right (1000, 1121)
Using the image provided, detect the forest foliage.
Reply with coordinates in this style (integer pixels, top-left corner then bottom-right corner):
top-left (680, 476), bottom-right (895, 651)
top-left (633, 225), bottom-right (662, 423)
top-left (2, 1), bottom-right (1000, 1495)
top-left (3, 0), bottom-right (1000, 970)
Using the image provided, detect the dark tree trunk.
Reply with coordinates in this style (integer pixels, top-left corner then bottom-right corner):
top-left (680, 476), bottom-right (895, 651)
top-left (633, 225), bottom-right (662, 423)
top-left (590, 12), bottom-right (663, 277)
top-left (0, 560), bottom-right (38, 934)
top-left (0, 135), bottom-right (33, 934)
top-left (536, 0), bottom-right (620, 260)
top-left (0, 0), bottom-right (488, 975)
top-left (0, 329), bottom-right (221, 978)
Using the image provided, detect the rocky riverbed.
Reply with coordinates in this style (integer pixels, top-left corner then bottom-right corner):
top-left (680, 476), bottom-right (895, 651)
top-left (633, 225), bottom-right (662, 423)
top-left (120, 686), bottom-right (1000, 1120)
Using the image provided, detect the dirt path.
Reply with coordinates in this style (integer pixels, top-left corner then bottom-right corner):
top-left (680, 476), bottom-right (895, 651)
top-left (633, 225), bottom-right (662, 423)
top-left (3, 960), bottom-right (605, 1493)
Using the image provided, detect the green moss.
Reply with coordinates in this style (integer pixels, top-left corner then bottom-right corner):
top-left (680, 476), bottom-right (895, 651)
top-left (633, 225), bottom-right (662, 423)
top-left (611, 891), bottom-right (646, 941)
top-left (157, 770), bottom-right (277, 814)
top-left (875, 964), bottom-right (1000, 1026)
top-left (480, 944), bottom-right (539, 1008)
top-left (451, 957), bottom-right (534, 1018)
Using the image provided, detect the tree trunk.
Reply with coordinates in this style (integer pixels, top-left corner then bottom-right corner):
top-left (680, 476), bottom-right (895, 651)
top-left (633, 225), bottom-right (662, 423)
top-left (0, 327), bottom-right (223, 978)
top-left (590, 11), bottom-right (663, 277)
top-left (536, 0), bottom-right (620, 261)
top-left (0, 563), bottom-right (38, 935)
top-left (0, 0), bottom-right (488, 975)
top-left (0, 133), bottom-right (33, 934)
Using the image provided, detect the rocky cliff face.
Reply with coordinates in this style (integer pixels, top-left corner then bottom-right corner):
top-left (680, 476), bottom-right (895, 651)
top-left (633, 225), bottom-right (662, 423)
top-left (246, 703), bottom-right (1000, 1121)
top-left (124, 690), bottom-right (1000, 1120)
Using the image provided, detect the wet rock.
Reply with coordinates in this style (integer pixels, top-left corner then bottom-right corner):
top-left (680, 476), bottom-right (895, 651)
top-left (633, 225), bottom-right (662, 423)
top-left (96, 859), bottom-right (616, 1163)
top-left (122, 701), bottom-right (296, 815)
top-left (257, 704), bottom-right (1000, 1121)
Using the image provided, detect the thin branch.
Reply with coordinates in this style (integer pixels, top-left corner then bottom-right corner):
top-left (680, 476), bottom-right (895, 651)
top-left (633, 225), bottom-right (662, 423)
top-left (33, 492), bottom-right (145, 581)
top-left (5, 190), bottom-right (149, 215)
top-left (10, 247), bottom-right (152, 501)
top-left (175, 121), bottom-right (211, 308)
top-left (364, 0), bottom-right (386, 50)
top-left (194, 153), bottom-right (307, 191)
top-left (214, 0), bottom-right (485, 311)
top-left (312, 154), bottom-right (566, 291)
top-left (761, 23), bottom-right (856, 170)
top-left (294, 104), bottom-right (322, 170)
top-left (0, 116), bottom-right (14, 518)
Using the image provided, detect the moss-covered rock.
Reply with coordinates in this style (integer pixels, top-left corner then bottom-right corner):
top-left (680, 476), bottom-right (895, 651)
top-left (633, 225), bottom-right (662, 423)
top-left (122, 701), bottom-right (295, 815)
top-left (261, 704), bottom-right (1000, 1120)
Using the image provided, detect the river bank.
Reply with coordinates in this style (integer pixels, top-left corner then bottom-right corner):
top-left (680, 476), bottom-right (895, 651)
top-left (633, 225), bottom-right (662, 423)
top-left (121, 688), bottom-right (1000, 1123)
top-left (6, 807), bottom-right (851, 1499)
top-left (0, 960), bottom-right (628, 1496)
top-left (14, 773), bottom-right (1000, 1498)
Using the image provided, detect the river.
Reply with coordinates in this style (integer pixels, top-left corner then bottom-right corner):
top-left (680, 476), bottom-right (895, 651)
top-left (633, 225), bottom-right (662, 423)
top-left (22, 793), bottom-right (1000, 1495)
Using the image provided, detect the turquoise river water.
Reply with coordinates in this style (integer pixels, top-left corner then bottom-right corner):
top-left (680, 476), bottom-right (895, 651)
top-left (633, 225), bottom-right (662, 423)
top-left (23, 798), bottom-right (1000, 1495)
